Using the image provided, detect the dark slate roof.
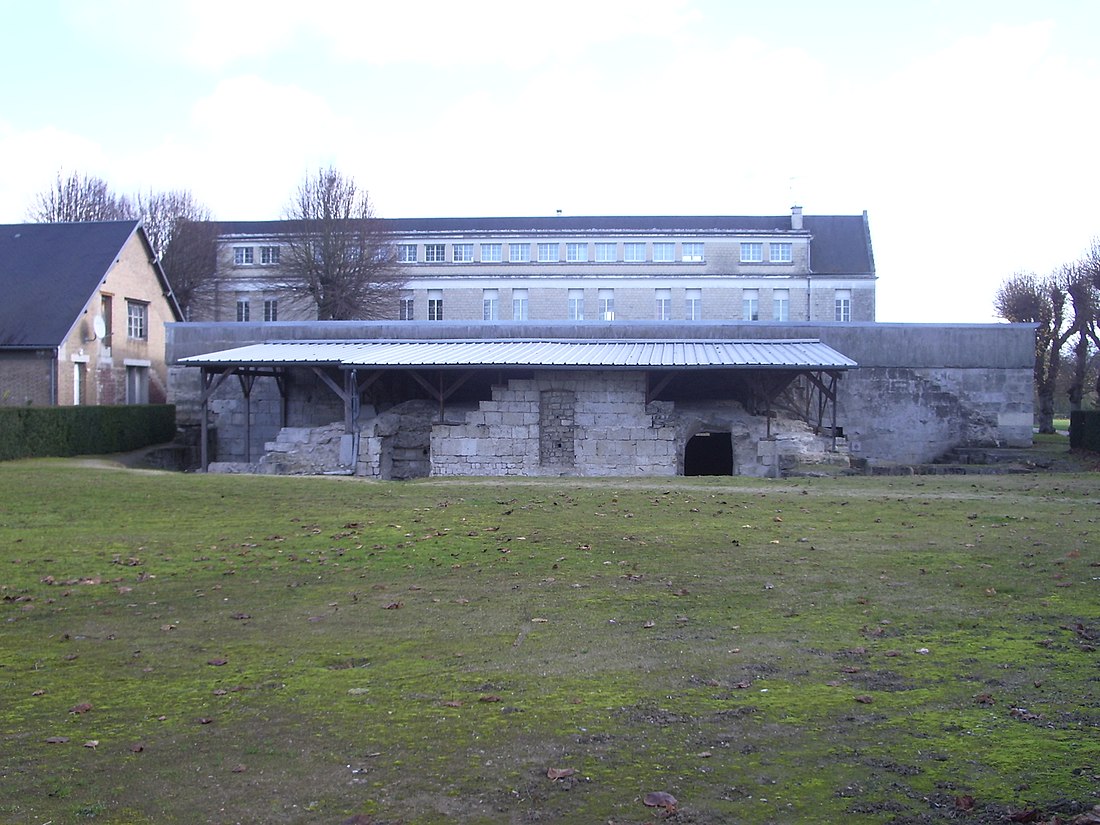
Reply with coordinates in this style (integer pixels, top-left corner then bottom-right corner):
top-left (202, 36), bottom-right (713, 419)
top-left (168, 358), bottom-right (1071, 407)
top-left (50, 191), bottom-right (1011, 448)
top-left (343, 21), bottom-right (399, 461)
top-left (0, 221), bottom-right (145, 348)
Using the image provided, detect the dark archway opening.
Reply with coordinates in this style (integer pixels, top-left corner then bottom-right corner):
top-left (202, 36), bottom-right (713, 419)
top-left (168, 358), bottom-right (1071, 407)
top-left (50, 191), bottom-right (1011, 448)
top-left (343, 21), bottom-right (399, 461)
top-left (684, 431), bottom-right (733, 476)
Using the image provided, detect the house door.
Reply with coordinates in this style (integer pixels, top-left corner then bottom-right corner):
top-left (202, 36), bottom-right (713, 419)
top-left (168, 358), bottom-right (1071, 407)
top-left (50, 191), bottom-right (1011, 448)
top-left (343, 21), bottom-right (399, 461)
top-left (684, 431), bottom-right (733, 476)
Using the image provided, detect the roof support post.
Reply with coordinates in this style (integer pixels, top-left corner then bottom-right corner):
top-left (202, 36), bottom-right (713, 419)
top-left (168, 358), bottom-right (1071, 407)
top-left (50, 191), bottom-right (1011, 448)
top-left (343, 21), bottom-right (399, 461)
top-left (236, 370), bottom-right (258, 464)
top-left (199, 365), bottom-right (239, 472)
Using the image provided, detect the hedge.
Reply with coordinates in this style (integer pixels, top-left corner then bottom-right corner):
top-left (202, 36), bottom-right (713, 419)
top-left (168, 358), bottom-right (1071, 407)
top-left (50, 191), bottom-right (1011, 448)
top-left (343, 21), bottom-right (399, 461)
top-left (1069, 410), bottom-right (1100, 453)
top-left (0, 405), bottom-right (176, 461)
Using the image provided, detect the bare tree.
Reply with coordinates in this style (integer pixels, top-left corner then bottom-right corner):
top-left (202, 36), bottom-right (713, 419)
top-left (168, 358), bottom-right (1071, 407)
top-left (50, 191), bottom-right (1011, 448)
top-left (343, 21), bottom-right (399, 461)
top-left (29, 171), bottom-right (134, 222)
top-left (278, 167), bottom-right (401, 320)
top-left (160, 219), bottom-right (220, 320)
top-left (135, 189), bottom-right (211, 258)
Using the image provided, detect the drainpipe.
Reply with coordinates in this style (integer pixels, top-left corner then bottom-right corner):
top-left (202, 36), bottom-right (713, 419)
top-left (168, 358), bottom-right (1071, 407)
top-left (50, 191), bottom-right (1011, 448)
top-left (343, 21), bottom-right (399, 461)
top-left (50, 348), bottom-right (59, 405)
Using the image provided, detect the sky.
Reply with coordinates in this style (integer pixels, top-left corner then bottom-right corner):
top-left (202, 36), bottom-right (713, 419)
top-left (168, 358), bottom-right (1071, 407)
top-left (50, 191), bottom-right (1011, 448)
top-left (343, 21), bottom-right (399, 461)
top-left (1, 0), bottom-right (1098, 323)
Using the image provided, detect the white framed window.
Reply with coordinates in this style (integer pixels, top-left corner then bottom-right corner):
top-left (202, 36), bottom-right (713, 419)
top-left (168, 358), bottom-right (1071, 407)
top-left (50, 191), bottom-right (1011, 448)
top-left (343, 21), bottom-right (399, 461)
top-left (568, 288), bottom-right (584, 321)
top-left (652, 242), bottom-right (674, 262)
top-left (598, 288), bottom-right (615, 321)
top-left (453, 243), bottom-right (474, 263)
top-left (424, 244), bottom-right (446, 262)
top-left (773, 289), bottom-right (790, 321)
top-left (480, 243), bottom-right (502, 262)
top-left (399, 292), bottom-right (414, 320)
top-left (126, 300), bottom-right (148, 339)
top-left (428, 289), bottom-right (444, 321)
top-left (236, 296), bottom-right (250, 322)
top-left (233, 246), bottom-right (254, 265)
top-left (512, 288), bottom-right (528, 321)
top-left (681, 242), bottom-right (704, 262)
top-left (483, 289), bottom-right (499, 321)
top-left (624, 242), bottom-right (646, 262)
top-left (509, 243), bottom-right (531, 262)
top-left (655, 288), bottom-right (672, 320)
top-left (397, 244), bottom-right (417, 263)
top-left (263, 299), bottom-right (278, 322)
top-left (595, 242), bottom-right (616, 262)
top-left (740, 242), bottom-right (763, 263)
top-left (260, 246), bottom-right (280, 265)
top-left (685, 289), bottom-right (702, 321)
top-left (743, 289), bottom-right (759, 321)
top-left (835, 289), bottom-right (852, 322)
top-left (566, 242), bottom-right (588, 262)
top-left (537, 242), bottom-right (558, 262)
top-left (770, 242), bottom-right (792, 263)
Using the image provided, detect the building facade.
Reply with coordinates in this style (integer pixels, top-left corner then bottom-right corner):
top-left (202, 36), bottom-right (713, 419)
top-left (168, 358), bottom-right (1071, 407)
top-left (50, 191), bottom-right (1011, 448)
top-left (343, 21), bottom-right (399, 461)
top-left (198, 208), bottom-right (876, 325)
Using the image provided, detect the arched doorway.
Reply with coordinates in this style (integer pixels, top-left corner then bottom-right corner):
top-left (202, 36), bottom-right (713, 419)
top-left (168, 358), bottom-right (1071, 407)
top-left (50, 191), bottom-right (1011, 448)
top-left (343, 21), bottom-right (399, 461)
top-left (684, 431), bottom-right (733, 476)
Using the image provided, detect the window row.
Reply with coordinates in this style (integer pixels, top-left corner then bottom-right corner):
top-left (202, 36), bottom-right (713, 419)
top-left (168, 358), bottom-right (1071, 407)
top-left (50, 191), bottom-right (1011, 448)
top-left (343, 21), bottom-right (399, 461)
top-left (396, 241), bottom-right (707, 264)
top-left (740, 242), bottom-right (791, 263)
top-left (236, 296), bottom-right (280, 322)
top-left (233, 246), bottom-right (281, 266)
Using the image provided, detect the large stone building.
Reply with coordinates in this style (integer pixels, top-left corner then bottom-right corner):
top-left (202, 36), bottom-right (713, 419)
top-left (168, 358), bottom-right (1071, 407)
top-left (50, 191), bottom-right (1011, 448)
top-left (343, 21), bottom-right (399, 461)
top-left (196, 207), bottom-right (876, 325)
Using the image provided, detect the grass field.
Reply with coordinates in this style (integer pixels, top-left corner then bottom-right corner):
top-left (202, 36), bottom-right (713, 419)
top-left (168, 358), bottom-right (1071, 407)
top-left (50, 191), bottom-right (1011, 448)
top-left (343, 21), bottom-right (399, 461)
top-left (0, 453), bottom-right (1097, 824)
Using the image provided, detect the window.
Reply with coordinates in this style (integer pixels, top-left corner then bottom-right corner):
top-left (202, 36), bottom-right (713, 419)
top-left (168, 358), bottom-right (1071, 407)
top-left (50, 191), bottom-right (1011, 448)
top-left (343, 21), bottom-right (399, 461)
top-left (682, 242), bottom-right (704, 262)
top-left (233, 246), bottom-right (254, 265)
top-left (260, 246), bottom-right (280, 265)
top-left (595, 242), bottom-right (616, 262)
top-left (126, 300), bottom-right (148, 339)
top-left (397, 244), bottom-right (417, 263)
top-left (598, 288), bottom-right (615, 321)
top-left (512, 288), bottom-right (529, 321)
top-left (740, 242), bottom-right (763, 262)
top-left (509, 243), bottom-right (531, 262)
top-left (568, 289), bottom-right (584, 321)
top-left (743, 289), bottom-right (759, 321)
top-left (453, 243), bottom-right (474, 263)
top-left (483, 289), bottom-right (499, 321)
top-left (100, 294), bottom-right (113, 346)
top-left (126, 365), bottom-right (149, 404)
top-left (428, 289), bottom-right (444, 321)
top-left (655, 289), bottom-right (672, 321)
top-left (236, 297), bottom-right (250, 322)
top-left (566, 242), bottom-right (588, 262)
top-left (652, 242), bottom-right (674, 262)
top-left (538, 242), bottom-right (559, 262)
top-left (424, 244), bottom-right (446, 262)
top-left (770, 242), bottom-right (792, 263)
top-left (480, 243), bottom-right (502, 262)
top-left (685, 289), bottom-right (702, 321)
top-left (263, 299), bottom-right (278, 322)
top-left (624, 242), bottom-right (646, 262)
top-left (399, 292), bottom-right (414, 320)
top-left (835, 289), bottom-right (852, 322)
top-left (74, 361), bottom-right (87, 406)
top-left (773, 289), bottom-right (790, 321)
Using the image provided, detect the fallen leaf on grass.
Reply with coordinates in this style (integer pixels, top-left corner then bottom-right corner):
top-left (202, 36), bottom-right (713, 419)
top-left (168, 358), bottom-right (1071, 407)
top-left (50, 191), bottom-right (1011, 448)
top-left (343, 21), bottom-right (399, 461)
top-left (547, 767), bottom-right (575, 780)
top-left (231, 763), bottom-right (247, 773)
top-left (83, 740), bottom-right (99, 750)
top-left (854, 695), bottom-right (874, 704)
top-left (478, 695), bottom-right (503, 703)
top-left (974, 693), bottom-right (995, 705)
top-left (45, 736), bottom-right (69, 744)
top-left (382, 602), bottom-right (403, 610)
top-left (955, 795), bottom-right (975, 810)
top-left (69, 702), bottom-right (92, 714)
top-left (198, 717), bottom-right (214, 724)
top-left (643, 791), bottom-right (678, 812)
top-left (643, 620), bottom-right (655, 629)
top-left (207, 658), bottom-right (228, 666)
top-left (130, 743), bottom-right (145, 752)
top-left (442, 700), bottom-right (463, 707)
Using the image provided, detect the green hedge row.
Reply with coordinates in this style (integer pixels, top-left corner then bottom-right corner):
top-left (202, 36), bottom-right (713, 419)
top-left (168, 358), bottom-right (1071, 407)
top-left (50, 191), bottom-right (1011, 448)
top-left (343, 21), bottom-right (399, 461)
top-left (0, 405), bottom-right (176, 461)
top-left (1069, 410), bottom-right (1100, 453)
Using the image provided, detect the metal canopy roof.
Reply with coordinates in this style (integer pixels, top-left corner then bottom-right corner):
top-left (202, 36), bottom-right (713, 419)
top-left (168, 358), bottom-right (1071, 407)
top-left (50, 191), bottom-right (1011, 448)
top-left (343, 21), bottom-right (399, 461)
top-left (181, 339), bottom-right (857, 371)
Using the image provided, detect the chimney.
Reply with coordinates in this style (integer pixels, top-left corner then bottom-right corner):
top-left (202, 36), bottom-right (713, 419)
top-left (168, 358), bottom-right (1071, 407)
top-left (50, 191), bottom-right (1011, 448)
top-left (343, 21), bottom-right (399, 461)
top-left (791, 205), bottom-right (803, 230)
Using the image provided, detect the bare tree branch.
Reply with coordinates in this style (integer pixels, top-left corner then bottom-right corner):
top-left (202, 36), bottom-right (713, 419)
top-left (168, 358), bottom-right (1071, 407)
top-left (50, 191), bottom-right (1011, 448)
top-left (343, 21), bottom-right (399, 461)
top-left (28, 171), bottom-right (134, 222)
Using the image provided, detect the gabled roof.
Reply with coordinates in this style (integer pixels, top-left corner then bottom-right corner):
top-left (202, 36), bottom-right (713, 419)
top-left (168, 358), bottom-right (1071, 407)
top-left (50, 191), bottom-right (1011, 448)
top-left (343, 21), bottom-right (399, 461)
top-left (0, 221), bottom-right (181, 348)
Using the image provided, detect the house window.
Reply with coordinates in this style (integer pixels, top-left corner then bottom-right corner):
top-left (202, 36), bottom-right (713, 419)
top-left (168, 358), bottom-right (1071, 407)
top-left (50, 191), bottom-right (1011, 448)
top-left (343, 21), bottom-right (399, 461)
top-left (685, 288), bottom-right (702, 321)
top-left (236, 297), bottom-right (250, 322)
top-left (126, 365), bottom-right (149, 404)
top-left (482, 289), bottom-right (499, 321)
top-left (743, 289), bottom-right (759, 321)
top-left (512, 288), bottom-right (529, 321)
top-left (774, 289), bottom-right (790, 321)
top-left (770, 242), bottom-right (792, 263)
top-left (428, 290), bottom-right (444, 321)
top-left (399, 292), bottom-right (415, 320)
top-left (509, 243), bottom-right (531, 262)
top-left (682, 242), bottom-right (704, 262)
top-left (453, 243), bottom-right (474, 263)
top-left (566, 242), bottom-right (588, 262)
top-left (424, 244), bottom-right (446, 262)
top-left (264, 299), bottom-right (278, 322)
top-left (568, 288), bottom-right (584, 321)
top-left (652, 242), bottom-right (675, 262)
top-left (233, 246), bottom-right (254, 265)
top-left (126, 300), bottom-right (148, 339)
top-left (538, 242), bottom-right (559, 262)
top-left (598, 289), bottom-right (614, 320)
top-left (740, 242), bottom-right (763, 262)
top-left (624, 242), bottom-right (646, 262)
top-left (397, 244), bottom-right (418, 263)
top-left (655, 289), bottom-right (672, 320)
top-left (260, 246), bottom-right (280, 265)
top-left (480, 243), bottom-right (502, 262)
top-left (595, 242), bottom-right (616, 262)
top-left (835, 289), bottom-right (852, 322)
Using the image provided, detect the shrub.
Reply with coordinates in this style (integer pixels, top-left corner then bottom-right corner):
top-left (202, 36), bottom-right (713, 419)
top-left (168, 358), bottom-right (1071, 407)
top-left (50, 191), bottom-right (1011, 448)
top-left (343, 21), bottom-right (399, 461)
top-left (0, 405), bottom-right (176, 461)
top-left (1069, 410), bottom-right (1100, 453)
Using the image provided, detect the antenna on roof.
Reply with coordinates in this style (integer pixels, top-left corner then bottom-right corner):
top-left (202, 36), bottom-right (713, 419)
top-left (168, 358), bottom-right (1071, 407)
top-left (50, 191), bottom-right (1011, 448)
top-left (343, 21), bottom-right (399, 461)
top-left (556, 209), bottom-right (562, 216)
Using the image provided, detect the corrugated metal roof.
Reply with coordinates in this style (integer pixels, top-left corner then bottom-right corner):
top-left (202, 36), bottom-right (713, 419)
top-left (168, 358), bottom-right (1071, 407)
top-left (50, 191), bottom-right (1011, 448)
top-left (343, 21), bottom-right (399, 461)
top-left (181, 339), bottom-right (857, 370)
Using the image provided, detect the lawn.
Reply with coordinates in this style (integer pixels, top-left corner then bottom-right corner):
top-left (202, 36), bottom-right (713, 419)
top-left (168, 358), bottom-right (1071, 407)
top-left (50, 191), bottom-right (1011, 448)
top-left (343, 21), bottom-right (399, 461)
top-left (0, 458), bottom-right (1097, 824)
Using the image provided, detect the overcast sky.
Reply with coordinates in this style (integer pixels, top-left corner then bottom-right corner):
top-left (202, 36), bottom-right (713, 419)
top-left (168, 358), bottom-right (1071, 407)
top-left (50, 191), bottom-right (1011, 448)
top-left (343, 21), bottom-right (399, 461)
top-left (2, 0), bottom-right (1098, 323)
